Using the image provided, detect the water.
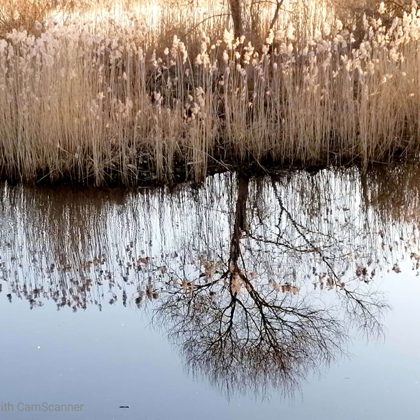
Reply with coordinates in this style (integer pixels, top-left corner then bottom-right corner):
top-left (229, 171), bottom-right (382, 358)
top-left (1, 166), bottom-right (420, 419)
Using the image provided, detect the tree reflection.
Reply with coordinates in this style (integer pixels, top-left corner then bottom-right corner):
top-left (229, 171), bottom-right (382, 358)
top-left (156, 174), bottom-right (387, 395)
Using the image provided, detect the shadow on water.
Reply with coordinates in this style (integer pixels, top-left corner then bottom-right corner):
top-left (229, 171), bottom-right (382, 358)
top-left (1, 165), bottom-right (420, 397)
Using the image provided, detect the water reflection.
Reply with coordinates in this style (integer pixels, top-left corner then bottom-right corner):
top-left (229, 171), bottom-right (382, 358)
top-left (1, 165), bottom-right (419, 396)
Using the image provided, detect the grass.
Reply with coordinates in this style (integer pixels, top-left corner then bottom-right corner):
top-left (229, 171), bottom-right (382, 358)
top-left (0, 0), bottom-right (419, 185)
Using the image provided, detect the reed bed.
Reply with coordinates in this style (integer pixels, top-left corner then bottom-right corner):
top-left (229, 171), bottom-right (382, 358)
top-left (0, 0), bottom-right (419, 185)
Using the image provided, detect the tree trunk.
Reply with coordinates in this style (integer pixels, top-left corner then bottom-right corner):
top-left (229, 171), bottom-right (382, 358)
top-left (228, 0), bottom-right (243, 39)
top-left (229, 174), bottom-right (249, 269)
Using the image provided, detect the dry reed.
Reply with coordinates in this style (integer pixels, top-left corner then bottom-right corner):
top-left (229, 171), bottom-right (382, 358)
top-left (0, 0), bottom-right (419, 185)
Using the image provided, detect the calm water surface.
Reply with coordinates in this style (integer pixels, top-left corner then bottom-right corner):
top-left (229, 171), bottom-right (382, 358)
top-left (1, 166), bottom-right (420, 419)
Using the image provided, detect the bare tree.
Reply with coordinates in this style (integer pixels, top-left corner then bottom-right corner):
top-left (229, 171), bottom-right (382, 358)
top-left (228, 0), bottom-right (285, 38)
top-left (228, 0), bottom-right (243, 38)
